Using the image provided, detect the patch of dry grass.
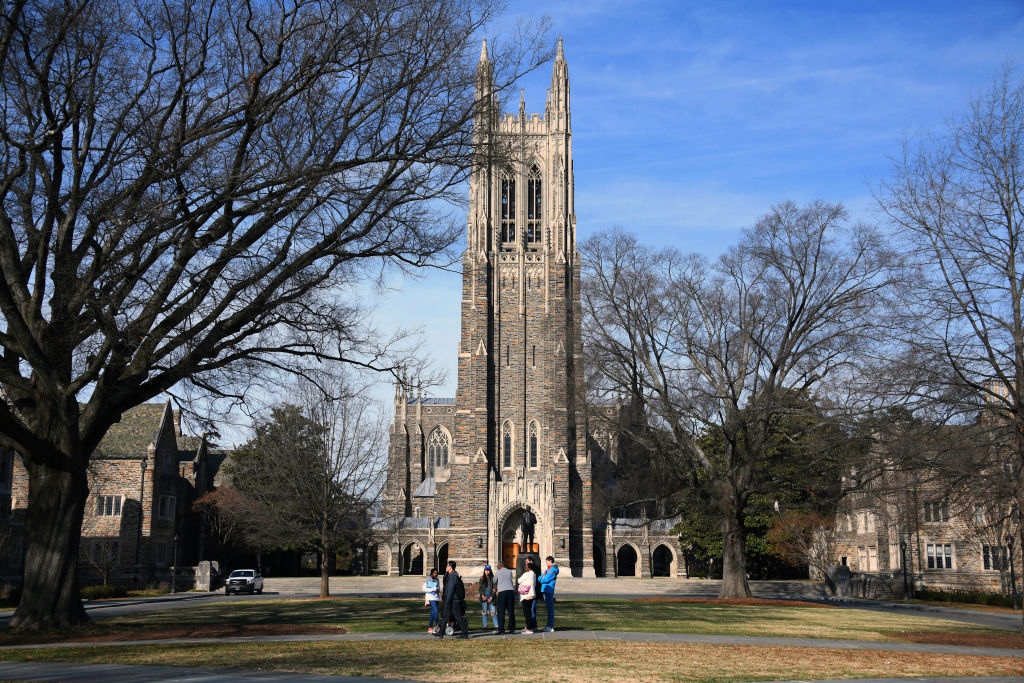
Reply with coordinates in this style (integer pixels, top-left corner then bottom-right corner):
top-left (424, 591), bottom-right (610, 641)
top-left (1, 640), bottom-right (1022, 682)
top-left (0, 598), bottom-right (1009, 647)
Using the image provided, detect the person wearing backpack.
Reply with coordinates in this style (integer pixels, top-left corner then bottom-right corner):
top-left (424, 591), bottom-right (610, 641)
top-left (434, 560), bottom-right (469, 639)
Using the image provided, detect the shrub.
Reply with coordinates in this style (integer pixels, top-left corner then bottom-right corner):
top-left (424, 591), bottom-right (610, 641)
top-left (915, 588), bottom-right (1015, 607)
top-left (80, 584), bottom-right (128, 600)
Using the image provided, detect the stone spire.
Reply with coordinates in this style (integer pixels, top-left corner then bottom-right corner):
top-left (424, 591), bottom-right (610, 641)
top-left (480, 36), bottom-right (489, 63)
top-left (519, 87), bottom-right (525, 120)
top-left (547, 37), bottom-right (570, 129)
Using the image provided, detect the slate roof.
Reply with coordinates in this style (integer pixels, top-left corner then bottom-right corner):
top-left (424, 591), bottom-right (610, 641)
top-left (406, 397), bottom-right (456, 405)
top-left (413, 477), bottom-right (437, 498)
top-left (92, 402), bottom-right (170, 459)
top-left (612, 516), bottom-right (680, 532)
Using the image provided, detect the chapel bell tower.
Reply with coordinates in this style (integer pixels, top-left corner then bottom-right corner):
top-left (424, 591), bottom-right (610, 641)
top-left (447, 37), bottom-right (595, 577)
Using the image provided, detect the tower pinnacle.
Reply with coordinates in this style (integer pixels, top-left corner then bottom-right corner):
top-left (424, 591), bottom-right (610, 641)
top-left (556, 36), bottom-right (564, 61)
top-left (479, 37), bottom-right (489, 63)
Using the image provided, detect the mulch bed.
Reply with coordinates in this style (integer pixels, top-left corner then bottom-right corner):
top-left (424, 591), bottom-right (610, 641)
top-left (637, 597), bottom-right (835, 608)
top-left (892, 631), bottom-right (1024, 650)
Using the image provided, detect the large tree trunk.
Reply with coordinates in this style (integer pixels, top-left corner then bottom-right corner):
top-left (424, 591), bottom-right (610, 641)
top-left (719, 510), bottom-right (752, 599)
top-left (9, 459), bottom-right (89, 629)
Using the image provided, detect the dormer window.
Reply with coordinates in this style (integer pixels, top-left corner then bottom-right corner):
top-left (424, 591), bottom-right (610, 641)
top-left (526, 164), bottom-right (542, 246)
top-left (501, 168), bottom-right (516, 245)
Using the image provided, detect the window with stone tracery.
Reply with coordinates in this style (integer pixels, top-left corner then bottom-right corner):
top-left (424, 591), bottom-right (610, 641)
top-left (501, 168), bottom-right (516, 245)
top-left (427, 427), bottom-right (449, 474)
top-left (502, 420), bottom-right (514, 469)
top-left (526, 164), bottom-right (542, 246)
top-left (528, 420), bottom-right (539, 468)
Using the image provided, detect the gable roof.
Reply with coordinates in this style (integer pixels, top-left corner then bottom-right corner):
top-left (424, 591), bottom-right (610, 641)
top-left (92, 401), bottom-right (172, 459)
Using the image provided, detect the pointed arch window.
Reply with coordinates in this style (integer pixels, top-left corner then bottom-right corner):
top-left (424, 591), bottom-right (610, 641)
top-left (502, 420), bottom-right (514, 469)
top-left (528, 420), bottom-right (539, 468)
top-left (526, 164), bottom-right (542, 246)
top-left (427, 427), bottom-right (450, 474)
top-left (501, 167), bottom-right (516, 245)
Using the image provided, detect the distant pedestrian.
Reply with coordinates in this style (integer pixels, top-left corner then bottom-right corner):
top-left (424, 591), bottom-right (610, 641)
top-left (538, 555), bottom-right (559, 632)
top-left (423, 568), bottom-right (441, 633)
top-left (434, 560), bottom-right (469, 639)
top-left (494, 561), bottom-right (517, 635)
top-left (518, 559), bottom-right (538, 634)
top-left (479, 565), bottom-right (497, 630)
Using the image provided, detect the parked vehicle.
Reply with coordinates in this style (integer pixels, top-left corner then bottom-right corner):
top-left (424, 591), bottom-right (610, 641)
top-left (225, 569), bottom-right (264, 595)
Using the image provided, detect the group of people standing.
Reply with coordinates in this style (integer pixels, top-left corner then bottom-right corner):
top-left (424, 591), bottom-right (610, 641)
top-left (423, 556), bottom-right (559, 639)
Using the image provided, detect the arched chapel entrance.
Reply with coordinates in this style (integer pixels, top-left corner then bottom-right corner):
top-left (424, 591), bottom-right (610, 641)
top-left (499, 506), bottom-right (540, 571)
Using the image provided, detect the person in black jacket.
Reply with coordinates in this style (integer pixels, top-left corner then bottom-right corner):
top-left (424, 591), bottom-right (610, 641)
top-left (434, 560), bottom-right (469, 639)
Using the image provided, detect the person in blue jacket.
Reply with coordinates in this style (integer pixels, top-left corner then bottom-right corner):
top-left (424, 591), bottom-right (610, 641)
top-left (538, 555), bottom-right (559, 632)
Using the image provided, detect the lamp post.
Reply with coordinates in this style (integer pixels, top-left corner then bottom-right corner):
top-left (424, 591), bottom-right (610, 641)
top-left (171, 532), bottom-right (179, 594)
top-left (135, 455), bottom-right (148, 569)
top-left (899, 540), bottom-right (909, 599)
top-left (1007, 534), bottom-right (1018, 611)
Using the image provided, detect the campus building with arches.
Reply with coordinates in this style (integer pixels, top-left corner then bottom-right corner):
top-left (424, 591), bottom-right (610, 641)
top-left (378, 40), bottom-right (682, 579)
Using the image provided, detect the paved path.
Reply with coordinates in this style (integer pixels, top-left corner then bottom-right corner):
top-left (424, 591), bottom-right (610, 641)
top-left (0, 661), bottom-right (418, 682)
top-left (2, 628), bottom-right (1023, 659)
top-left (5, 660), bottom-right (1017, 683)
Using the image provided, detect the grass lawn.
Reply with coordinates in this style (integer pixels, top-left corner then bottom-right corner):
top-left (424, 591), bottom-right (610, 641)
top-left (0, 598), bottom-right (1011, 645)
top-left (1, 639), bottom-right (1022, 682)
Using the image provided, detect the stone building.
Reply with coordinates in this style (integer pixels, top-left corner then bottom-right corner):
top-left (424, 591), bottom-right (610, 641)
top-left (2, 400), bottom-right (226, 584)
top-left (832, 427), bottom-right (1017, 597)
top-left (379, 40), bottom-right (682, 578)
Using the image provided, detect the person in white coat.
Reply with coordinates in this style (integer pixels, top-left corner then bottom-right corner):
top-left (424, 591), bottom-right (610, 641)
top-left (517, 559), bottom-right (538, 633)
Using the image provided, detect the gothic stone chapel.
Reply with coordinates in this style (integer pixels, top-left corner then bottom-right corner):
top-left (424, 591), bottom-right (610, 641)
top-left (380, 38), bottom-right (598, 578)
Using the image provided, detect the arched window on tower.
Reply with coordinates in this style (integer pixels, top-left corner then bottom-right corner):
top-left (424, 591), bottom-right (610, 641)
top-left (502, 420), bottom-right (514, 469)
top-left (501, 167), bottom-right (516, 246)
top-left (427, 427), bottom-right (450, 475)
top-left (526, 164), bottom-right (542, 246)
top-left (529, 420), bottom-right (539, 468)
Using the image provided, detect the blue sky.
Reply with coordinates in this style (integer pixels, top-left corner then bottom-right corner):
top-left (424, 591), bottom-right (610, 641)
top-left (369, 0), bottom-right (1024, 404)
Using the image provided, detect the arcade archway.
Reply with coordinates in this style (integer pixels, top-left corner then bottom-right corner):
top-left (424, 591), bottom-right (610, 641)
top-left (652, 544), bottom-right (675, 577)
top-left (401, 542), bottom-right (425, 575)
top-left (435, 542), bottom-right (449, 571)
top-left (616, 543), bottom-right (638, 577)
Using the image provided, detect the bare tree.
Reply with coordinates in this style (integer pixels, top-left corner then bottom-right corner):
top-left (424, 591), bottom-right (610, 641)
top-left (582, 202), bottom-right (891, 597)
top-left (0, 0), bottom-right (548, 628)
top-left (229, 371), bottom-right (388, 598)
top-left (768, 511), bottom-right (837, 581)
top-left (82, 539), bottom-right (119, 586)
top-left (877, 67), bottom-right (1024, 627)
top-left (192, 486), bottom-right (270, 565)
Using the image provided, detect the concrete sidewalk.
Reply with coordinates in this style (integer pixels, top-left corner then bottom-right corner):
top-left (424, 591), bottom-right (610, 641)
top-left (1, 628), bottom-right (1022, 659)
top-left (0, 663), bottom-right (1018, 683)
top-left (0, 661), bottom-right (417, 682)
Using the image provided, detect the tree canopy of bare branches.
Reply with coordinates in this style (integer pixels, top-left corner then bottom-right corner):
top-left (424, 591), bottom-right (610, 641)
top-left (878, 67), bottom-right (1024, 628)
top-left (582, 201), bottom-right (891, 597)
top-left (228, 373), bottom-right (388, 598)
top-left (0, 0), bottom-right (548, 628)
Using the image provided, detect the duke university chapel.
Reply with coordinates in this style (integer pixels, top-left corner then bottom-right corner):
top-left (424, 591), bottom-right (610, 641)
top-left (380, 40), bottom-right (682, 579)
